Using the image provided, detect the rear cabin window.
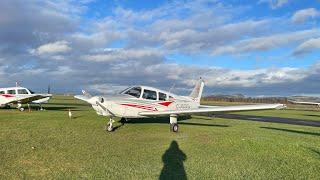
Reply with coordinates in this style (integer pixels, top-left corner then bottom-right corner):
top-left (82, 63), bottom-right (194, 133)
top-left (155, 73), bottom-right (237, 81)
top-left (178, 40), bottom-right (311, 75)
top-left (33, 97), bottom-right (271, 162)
top-left (124, 87), bottom-right (142, 98)
top-left (7, 90), bottom-right (16, 94)
top-left (0, 91), bottom-right (5, 94)
top-left (18, 89), bottom-right (29, 94)
top-left (143, 89), bottom-right (157, 100)
top-left (159, 92), bottom-right (167, 101)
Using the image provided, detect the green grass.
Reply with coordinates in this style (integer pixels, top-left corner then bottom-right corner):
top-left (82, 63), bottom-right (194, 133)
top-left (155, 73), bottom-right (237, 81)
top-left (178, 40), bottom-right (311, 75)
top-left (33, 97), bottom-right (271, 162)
top-left (0, 96), bottom-right (319, 179)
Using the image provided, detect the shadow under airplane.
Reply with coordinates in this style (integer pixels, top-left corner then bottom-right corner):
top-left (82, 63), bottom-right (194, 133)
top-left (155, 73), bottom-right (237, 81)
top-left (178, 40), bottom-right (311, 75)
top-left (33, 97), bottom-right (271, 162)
top-left (159, 141), bottom-right (187, 180)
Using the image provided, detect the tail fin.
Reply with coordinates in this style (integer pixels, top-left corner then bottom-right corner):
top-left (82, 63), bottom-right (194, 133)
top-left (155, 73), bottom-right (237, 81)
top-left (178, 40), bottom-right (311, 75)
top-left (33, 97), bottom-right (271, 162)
top-left (189, 78), bottom-right (204, 103)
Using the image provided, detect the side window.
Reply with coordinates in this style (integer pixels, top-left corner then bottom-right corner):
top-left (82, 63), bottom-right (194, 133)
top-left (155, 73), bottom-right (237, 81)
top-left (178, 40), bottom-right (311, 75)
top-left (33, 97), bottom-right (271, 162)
top-left (159, 92), bottom-right (167, 101)
top-left (7, 90), bottom-right (16, 94)
top-left (143, 89), bottom-right (157, 100)
top-left (0, 91), bottom-right (5, 94)
top-left (125, 87), bottom-right (141, 98)
top-left (18, 89), bottom-right (29, 94)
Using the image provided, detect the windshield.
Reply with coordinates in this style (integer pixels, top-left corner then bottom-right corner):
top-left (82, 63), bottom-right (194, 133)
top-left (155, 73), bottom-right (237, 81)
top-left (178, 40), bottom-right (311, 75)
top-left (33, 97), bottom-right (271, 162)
top-left (28, 89), bottom-right (35, 94)
top-left (119, 87), bottom-right (131, 94)
top-left (123, 87), bottom-right (141, 98)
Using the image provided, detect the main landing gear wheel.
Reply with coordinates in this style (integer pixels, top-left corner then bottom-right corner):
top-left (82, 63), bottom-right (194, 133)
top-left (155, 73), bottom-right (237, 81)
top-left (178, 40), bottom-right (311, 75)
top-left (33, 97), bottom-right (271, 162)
top-left (19, 108), bottom-right (25, 112)
top-left (171, 123), bottom-right (179, 132)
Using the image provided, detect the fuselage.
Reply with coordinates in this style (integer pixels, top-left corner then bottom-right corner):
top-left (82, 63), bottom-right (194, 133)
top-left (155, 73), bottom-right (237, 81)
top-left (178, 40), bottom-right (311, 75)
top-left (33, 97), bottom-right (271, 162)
top-left (0, 87), bottom-right (51, 106)
top-left (89, 85), bottom-right (199, 118)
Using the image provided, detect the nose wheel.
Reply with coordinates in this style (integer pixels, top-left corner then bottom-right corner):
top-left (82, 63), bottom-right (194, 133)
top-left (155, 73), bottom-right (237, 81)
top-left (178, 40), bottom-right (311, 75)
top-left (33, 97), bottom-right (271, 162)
top-left (106, 117), bottom-right (115, 132)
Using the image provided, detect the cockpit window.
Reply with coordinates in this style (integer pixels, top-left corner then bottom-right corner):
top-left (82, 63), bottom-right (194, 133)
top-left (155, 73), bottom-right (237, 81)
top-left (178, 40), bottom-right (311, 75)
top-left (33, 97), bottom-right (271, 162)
top-left (18, 89), bottom-right (29, 94)
top-left (119, 87), bottom-right (130, 94)
top-left (159, 92), bottom-right (167, 101)
top-left (143, 89), bottom-right (157, 100)
top-left (0, 91), bottom-right (5, 94)
top-left (124, 87), bottom-right (141, 98)
top-left (7, 90), bottom-right (16, 94)
top-left (28, 89), bottom-right (35, 94)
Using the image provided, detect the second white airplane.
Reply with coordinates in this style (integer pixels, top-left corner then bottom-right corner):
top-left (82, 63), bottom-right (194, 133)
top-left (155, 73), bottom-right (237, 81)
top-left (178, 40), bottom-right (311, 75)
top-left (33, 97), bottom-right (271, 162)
top-left (75, 78), bottom-right (285, 132)
top-left (0, 86), bottom-right (52, 111)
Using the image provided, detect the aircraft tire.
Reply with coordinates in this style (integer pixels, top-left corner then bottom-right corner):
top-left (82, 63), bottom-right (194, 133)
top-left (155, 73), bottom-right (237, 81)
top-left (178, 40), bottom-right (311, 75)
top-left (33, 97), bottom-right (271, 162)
top-left (172, 123), bottom-right (179, 132)
top-left (19, 108), bottom-right (25, 112)
top-left (107, 123), bottom-right (113, 132)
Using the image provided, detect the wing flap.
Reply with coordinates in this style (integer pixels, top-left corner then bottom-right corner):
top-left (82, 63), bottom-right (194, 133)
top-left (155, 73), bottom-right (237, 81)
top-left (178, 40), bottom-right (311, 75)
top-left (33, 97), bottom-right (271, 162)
top-left (139, 104), bottom-right (285, 116)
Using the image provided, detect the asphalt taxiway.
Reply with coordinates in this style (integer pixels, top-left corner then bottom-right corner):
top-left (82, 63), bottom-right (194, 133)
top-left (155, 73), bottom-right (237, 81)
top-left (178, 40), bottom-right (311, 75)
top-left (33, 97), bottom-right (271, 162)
top-left (215, 114), bottom-right (320, 127)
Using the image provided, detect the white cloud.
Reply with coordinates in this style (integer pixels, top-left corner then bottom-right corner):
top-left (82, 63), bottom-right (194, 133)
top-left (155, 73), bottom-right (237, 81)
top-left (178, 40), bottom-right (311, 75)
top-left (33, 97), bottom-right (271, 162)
top-left (212, 29), bottom-right (320, 55)
top-left (82, 48), bottom-right (164, 62)
top-left (31, 41), bottom-right (71, 55)
top-left (291, 8), bottom-right (320, 23)
top-left (259, 0), bottom-right (289, 9)
top-left (293, 38), bottom-right (320, 55)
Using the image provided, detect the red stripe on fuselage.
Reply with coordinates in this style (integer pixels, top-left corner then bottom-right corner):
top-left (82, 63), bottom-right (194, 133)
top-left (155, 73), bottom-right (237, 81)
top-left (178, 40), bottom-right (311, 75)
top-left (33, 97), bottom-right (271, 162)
top-left (158, 101), bottom-right (173, 107)
top-left (121, 103), bottom-right (158, 111)
top-left (1, 94), bottom-right (15, 98)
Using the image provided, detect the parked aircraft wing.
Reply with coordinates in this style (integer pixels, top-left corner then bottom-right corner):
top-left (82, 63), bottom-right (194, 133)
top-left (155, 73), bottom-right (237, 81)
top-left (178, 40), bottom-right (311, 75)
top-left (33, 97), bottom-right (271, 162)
top-left (139, 104), bottom-right (285, 116)
top-left (7, 94), bottom-right (52, 104)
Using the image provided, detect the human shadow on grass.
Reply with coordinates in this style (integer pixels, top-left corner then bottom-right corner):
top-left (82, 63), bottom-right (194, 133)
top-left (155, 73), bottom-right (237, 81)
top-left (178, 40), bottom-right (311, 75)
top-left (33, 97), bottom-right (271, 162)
top-left (260, 127), bottom-right (320, 136)
top-left (159, 141), bottom-right (187, 180)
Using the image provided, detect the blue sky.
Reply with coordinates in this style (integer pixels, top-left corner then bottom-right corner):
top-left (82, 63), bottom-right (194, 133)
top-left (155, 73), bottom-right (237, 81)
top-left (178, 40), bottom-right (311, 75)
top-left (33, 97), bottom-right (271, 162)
top-left (0, 0), bottom-right (320, 96)
top-left (81, 0), bottom-right (320, 69)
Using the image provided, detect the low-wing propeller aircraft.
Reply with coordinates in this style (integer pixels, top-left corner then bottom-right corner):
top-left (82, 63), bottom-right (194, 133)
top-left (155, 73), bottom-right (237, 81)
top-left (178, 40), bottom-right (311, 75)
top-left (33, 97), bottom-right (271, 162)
top-left (75, 78), bottom-right (285, 132)
top-left (0, 86), bottom-right (52, 111)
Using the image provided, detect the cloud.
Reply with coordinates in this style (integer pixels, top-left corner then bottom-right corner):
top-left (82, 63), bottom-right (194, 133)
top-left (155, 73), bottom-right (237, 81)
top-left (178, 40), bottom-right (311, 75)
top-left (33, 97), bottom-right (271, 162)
top-left (212, 29), bottom-right (320, 55)
top-left (81, 48), bottom-right (164, 62)
top-left (293, 38), bottom-right (320, 55)
top-left (291, 8), bottom-right (320, 23)
top-left (30, 41), bottom-right (72, 55)
top-left (259, 0), bottom-right (289, 9)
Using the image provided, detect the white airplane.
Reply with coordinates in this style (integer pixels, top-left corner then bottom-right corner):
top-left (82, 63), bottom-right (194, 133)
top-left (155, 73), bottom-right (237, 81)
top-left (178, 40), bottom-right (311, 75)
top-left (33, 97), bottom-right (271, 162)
top-left (0, 86), bottom-right (52, 111)
top-left (75, 78), bottom-right (285, 132)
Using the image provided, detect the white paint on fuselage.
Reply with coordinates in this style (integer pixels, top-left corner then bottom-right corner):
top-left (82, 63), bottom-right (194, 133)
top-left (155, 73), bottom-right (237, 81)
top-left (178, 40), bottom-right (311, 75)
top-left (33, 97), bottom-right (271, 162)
top-left (92, 92), bottom-right (199, 118)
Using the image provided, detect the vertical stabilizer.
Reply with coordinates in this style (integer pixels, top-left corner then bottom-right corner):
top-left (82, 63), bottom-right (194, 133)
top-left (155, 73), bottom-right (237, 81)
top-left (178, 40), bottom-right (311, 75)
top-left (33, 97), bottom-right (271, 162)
top-left (189, 78), bottom-right (204, 103)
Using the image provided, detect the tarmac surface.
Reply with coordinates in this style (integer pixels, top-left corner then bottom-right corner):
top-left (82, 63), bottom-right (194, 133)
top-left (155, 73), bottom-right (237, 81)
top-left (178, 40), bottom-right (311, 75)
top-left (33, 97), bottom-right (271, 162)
top-left (215, 114), bottom-right (320, 127)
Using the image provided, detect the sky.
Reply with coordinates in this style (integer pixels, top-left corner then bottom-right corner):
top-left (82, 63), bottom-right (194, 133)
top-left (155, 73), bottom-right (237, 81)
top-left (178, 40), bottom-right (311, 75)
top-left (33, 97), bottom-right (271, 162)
top-left (0, 0), bottom-right (320, 96)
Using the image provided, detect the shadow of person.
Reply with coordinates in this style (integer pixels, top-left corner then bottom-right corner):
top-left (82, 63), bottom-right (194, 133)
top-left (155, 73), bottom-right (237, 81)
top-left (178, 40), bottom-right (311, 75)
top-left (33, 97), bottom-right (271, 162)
top-left (159, 141), bottom-right (187, 180)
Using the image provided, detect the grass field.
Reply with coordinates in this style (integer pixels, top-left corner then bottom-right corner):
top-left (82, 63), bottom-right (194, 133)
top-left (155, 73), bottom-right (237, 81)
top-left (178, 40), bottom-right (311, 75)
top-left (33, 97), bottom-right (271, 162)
top-left (1, 96), bottom-right (319, 179)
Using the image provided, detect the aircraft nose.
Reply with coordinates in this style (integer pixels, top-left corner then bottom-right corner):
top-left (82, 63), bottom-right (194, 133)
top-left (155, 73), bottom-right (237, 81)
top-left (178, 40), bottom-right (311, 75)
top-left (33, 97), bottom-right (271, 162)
top-left (89, 96), bottom-right (105, 104)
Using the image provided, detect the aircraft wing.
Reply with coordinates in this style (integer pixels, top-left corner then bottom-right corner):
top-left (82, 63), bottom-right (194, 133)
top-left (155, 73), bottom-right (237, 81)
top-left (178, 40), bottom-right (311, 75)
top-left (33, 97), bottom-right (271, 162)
top-left (139, 104), bottom-right (285, 116)
top-left (289, 100), bottom-right (320, 106)
top-left (74, 95), bottom-right (91, 102)
top-left (6, 94), bottom-right (52, 104)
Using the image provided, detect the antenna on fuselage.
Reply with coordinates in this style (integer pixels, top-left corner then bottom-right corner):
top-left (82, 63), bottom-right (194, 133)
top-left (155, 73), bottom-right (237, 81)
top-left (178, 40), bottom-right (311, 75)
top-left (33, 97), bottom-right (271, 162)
top-left (168, 83), bottom-right (175, 94)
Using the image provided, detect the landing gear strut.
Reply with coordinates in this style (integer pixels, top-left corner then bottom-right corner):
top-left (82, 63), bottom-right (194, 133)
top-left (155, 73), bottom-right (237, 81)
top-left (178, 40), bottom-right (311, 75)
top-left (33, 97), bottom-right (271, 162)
top-left (106, 117), bottom-right (115, 132)
top-left (170, 114), bottom-right (178, 132)
top-left (17, 103), bottom-right (24, 112)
